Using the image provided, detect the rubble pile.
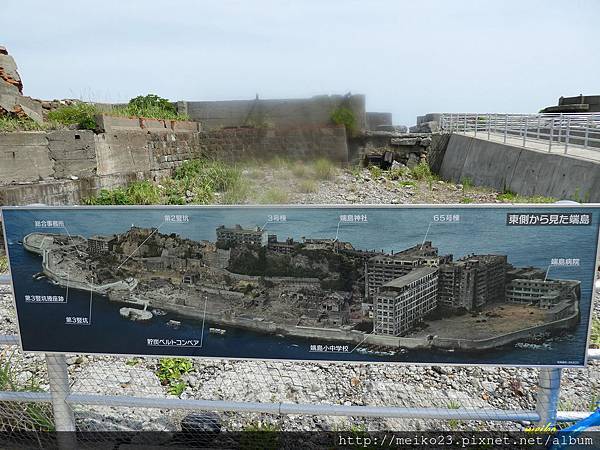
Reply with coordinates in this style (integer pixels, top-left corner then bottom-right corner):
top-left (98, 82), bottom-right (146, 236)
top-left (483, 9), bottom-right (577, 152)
top-left (0, 46), bottom-right (43, 123)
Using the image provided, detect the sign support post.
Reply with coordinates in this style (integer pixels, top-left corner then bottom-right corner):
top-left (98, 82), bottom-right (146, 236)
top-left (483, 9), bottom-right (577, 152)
top-left (536, 367), bottom-right (562, 426)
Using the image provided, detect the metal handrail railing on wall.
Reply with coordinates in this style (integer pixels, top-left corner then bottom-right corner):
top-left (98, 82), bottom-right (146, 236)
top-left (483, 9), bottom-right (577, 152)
top-left (440, 112), bottom-right (600, 156)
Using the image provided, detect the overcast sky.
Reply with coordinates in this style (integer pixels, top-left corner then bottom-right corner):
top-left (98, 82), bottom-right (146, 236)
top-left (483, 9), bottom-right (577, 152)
top-left (1, 0), bottom-right (598, 124)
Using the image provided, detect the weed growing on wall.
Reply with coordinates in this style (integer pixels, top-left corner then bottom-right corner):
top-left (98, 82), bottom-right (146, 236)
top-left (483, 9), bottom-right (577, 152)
top-left (330, 106), bottom-right (357, 136)
top-left (112, 94), bottom-right (189, 120)
top-left (47, 103), bottom-right (99, 130)
top-left (0, 117), bottom-right (53, 132)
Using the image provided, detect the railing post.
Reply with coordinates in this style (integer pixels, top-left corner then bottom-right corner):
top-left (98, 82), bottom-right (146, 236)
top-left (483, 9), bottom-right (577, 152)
top-left (523, 116), bottom-right (528, 147)
top-left (464, 114), bottom-right (467, 133)
top-left (557, 113), bottom-right (563, 145)
top-left (537, 116), bottom-right (541, 140)
top-left (504, 114), bottom-right (508, 143)
top-left (584, 115), bottom-right (590, 149)
top-left (487, 113), bottom-right (491, 140)
top-left (46, 354), bottom-right (76, 435)
top-left (549, 118), bottom-right (554, 152)
top-left (564, 116), bottom-right (571, 154)
top-left (536, 368), bottom-right (561, 426)
top-left (474, 115), bottom-right (478, 137)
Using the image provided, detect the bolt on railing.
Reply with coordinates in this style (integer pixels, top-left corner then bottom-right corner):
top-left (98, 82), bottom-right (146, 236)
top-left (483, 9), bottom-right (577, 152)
top-left (440, 113), bottom-right (600, 156)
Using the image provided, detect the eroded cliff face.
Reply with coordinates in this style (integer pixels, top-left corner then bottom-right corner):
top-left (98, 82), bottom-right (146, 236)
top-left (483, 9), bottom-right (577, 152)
top-left (0, 45), bottom-right (43, 123)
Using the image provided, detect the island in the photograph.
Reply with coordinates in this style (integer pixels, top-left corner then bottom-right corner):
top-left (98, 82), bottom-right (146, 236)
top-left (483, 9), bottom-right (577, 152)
top-left (22, 224), bottom-right (581, 352)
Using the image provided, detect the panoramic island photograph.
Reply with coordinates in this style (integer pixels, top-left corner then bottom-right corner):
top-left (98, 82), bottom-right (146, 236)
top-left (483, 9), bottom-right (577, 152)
top-left (2, 205), bottom-right (598, 366)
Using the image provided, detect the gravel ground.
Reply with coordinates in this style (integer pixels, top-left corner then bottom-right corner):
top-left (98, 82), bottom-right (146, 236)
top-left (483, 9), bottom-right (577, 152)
top-left (0, 166), bottom-right (598, 432)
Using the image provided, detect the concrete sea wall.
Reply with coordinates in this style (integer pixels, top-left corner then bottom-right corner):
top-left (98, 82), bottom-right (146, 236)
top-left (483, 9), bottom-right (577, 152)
top-left (439, 133), bottom-right (600, 201)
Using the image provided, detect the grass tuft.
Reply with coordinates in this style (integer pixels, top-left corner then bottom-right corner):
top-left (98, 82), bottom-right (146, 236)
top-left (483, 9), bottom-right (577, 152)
top-left (313, 158), bottom-right (336, 180)
top-left (259, 187), bottom-right (289, 204)
top-left (496, 190), bottom-right (555, 203)
top-left (297, 179), bottom-right (318, 193)
top-left (47, 103), bottom-right (99, 130)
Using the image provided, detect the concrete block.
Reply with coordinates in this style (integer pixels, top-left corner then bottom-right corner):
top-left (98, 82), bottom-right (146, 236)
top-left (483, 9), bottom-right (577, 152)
top-left (0, 132), bottom-right (52, 183)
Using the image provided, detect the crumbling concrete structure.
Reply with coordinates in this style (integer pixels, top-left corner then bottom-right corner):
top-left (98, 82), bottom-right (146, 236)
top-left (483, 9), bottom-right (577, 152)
top-left (0, 46), bottom-right (43, 123)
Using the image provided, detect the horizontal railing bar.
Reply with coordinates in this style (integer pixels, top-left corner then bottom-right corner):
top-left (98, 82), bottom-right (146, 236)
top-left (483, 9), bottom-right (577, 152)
top-left (556, 411), bottom-right (595, 422)
top-left (0, 391), bottom-right (52, 402)
top-left (0, 335), bottom-right (19, 344)
top-left (0, 390), bottom-right (591, 423)
top-left (66, 393), bottom-right (540, 421)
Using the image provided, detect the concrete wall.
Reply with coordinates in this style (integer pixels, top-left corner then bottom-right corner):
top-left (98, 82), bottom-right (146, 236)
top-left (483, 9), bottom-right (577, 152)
top-left (0, 132), bottom-right (53, 183)
top-left (439, 134), bottom-right (600, 201)
top-left (0, 123), bottom-right (348, 205)
top-left (366, 112), bottom-right (392, 130)
top-left (95, 114), bottom-right (201, 133)
top-left (183, 95), bottom-right (366, 131)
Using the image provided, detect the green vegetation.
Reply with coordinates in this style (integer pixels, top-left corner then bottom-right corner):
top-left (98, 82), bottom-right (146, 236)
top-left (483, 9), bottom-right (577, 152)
top-left (330, 106), bottom-right (357, 136)
top-left (0, 116), bottom-right (49, 132)
top-left (591, 319), bottom-right (600, 349)
top-left (446, 400), bottom-right (462, 431)
top-left (259, 187), bottom-right (289, 204)
top-left (368, 165), bottom-right (382, 179)
top-left (241, 422), bottom-right (280, 450)
top-left (398, 180), bottom-right (416, 188)
top-left (571, 187), bottom-right (592, 203)
top-left (298, 179), bottom-right (318, 193)
top-left (461, 177), bottom-right (474, 190)
top-left (84, 181), bottom-right (163, 205)
top-left (0, 256), bottom-right (8, 273)
top-left (84, 159), bottom-right (246, 205)
top-left (156, 358), bottom-right (192, 397)
top-left (313, 158), bottom-right (336, 180)
top-left (290, 163), bottom-right (307, 178)
top-left (386, 167), bottom-right (408, 180)
top-left (496, 190), bottom-right (555, 203)
top-left (447, 400), bottom-right (462, 409)
top-left (460, 197), bottom-right (474, 204)
top-left (349, 164), bottom-right (362, 178)
top-left (0, 350), bottom-right (54, 431)
top-left (409, 161), bottom-right (438, 182)
top-left (46, 94), bottom-right (188, 131)
top-left (47, 102), bottom-right (98, 130)
top-left (111, 94), bottom-right (189, 120)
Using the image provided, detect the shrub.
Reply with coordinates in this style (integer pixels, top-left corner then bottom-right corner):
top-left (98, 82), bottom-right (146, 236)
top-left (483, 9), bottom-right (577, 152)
top-left (47, 103), bottom-right (98, 130)
top-left (409, 162), bottom-right (437, 182)
top-left (330, 106), bottom-right (357, 136)
top-left (110, 94), bottom-right (188, 120)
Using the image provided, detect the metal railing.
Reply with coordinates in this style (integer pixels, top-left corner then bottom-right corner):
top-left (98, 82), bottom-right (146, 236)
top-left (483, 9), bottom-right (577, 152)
top-left (0, 276), bottom-right (598, 438)
top-left (440, 112), bottom-right (600, 157)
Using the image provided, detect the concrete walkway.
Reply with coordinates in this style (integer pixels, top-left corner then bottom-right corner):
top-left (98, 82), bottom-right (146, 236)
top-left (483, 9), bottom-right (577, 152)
top-left (456, 131), bottom-right (600, 163)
